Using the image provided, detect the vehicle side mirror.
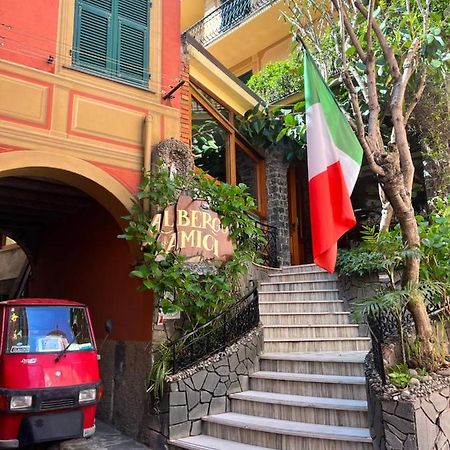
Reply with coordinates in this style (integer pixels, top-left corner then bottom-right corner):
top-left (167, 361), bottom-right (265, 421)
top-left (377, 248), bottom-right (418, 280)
top-left (105, 319), bottom-right (112, 335)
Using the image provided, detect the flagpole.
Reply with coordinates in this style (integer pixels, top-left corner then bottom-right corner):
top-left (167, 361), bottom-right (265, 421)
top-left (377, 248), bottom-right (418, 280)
top-left (295, 34), bottom-right (309, 53)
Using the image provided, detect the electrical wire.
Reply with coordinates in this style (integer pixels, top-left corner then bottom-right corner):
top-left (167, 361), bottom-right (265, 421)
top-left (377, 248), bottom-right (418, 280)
top-left (0, 24), bottom-right (186, 81)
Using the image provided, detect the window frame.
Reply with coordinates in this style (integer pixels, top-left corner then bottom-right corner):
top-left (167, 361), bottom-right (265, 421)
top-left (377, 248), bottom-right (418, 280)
top-left (190, 83), bottom-right (267, 219)
top-left (72, 0), bottom-right (150, 87)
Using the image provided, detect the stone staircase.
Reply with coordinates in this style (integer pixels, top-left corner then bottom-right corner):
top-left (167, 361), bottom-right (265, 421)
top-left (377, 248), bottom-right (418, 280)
top-left (170, 264), bottom-right (373, 450)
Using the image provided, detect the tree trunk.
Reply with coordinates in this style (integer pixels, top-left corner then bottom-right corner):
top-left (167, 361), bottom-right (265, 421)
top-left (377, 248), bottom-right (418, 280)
top-left (378, 156), bottom-right (437, 368)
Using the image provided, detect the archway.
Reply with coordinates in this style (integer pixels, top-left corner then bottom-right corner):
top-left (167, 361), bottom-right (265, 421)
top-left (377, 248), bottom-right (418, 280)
top-left (0, 151), bottom-right (151, 342)
top-left (0, 150), bottom-right (133, 226)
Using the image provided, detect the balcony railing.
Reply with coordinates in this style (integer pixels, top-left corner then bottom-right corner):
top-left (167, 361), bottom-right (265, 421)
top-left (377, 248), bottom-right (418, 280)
top-left (186, 0), bottom-right (276, 47)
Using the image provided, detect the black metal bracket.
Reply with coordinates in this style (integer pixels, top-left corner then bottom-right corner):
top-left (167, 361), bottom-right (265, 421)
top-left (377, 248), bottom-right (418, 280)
top-left (162, 80), bottom-right (185, 100)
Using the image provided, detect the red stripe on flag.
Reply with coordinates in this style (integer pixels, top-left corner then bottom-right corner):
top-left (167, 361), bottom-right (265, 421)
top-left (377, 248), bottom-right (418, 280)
top-left (309, 161), bottom-right (356, 272)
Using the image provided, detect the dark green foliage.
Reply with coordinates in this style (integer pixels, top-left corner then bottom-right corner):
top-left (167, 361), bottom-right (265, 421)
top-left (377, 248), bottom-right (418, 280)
top-left (337, 226), bottom-right (404, 279)
top-left (342, 198), bottom-right (450, 367)
top-left (236, 102), bottom-right (306, 163)
top-left (417, 197), bottom-right (450, 283)
top-left (338, 197), bottom-right (450, 285)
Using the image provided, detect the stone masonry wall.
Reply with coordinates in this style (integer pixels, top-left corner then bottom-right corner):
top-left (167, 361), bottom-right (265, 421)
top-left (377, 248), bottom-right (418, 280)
top-left (369, 386), bottom-right (450, 450)
top-left (265, 145), bottom-right (290, 266)
top-left (166, 326), bottom-right (263, 441)
top-left (367, 356), bottom-right (450, 450)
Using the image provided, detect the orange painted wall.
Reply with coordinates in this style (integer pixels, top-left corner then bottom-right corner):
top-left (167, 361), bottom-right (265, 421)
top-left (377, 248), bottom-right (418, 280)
top-left (29, 202), bottom-right (153, 342)
top-left (0, 0), bottom-right (59, 73)
top-left (161, 0), bottom-right (182, 109)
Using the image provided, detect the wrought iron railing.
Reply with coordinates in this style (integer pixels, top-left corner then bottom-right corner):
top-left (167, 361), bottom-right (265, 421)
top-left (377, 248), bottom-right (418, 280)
top-left (253, 220), bottom-right (278, 268)
top-left (368, 300), bottom-right (450, 385)
top-left (169, 285), bottom-right (259, 373)
top-left (186, 0), bottom-right (276, 47)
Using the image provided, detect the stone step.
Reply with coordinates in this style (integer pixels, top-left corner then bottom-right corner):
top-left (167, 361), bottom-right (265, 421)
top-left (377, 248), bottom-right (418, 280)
top-left (263, 324), bottom-right (361, 340)
top-left (203, 412), bottom-right (372, 450)
top-left (230, 391), bottom-right (368, 427)
top-left (268, 271), bottom-right (338, 282)
top-left (280, 264), bottom-right (327, 274)
top-left (259, 290), bottom-right (340, 301)
top-left (263, 337), bottom-right (371, 353)
top-left (259, 300), bottom-right (345, 314)
top-left (260, 312), bottom-right (351, 325)
top-left (169, 435), bottom-right (270, 450)
top-left (260, 280), bottom-right (339, 291)
top-left (260, 352), bottom-right (366, 376)
top-left (249, 371), bottom-right (367, 400)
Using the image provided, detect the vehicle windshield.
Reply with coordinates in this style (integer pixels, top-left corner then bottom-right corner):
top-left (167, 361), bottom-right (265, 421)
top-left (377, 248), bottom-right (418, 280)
top-left (6, 306), bottom-right (94, 354)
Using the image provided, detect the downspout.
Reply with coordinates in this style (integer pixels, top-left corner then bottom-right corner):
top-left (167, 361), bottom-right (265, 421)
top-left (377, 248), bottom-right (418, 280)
top-left (143, 115), bottom-right (152, 211)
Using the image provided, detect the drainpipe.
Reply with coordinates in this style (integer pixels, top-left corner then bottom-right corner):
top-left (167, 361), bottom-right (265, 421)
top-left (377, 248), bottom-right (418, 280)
top-left (143, 115), bottom-right (152, 211)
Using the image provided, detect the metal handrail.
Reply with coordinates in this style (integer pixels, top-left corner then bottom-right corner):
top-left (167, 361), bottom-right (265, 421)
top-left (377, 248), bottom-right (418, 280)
top-left (169, 284), bottom-right (259, 373)
top-left (186, 0), bottom-right (277, 47)
top-left (368, 298), bottom-right (450, 385)
top-left (251, 219), bottom-right (279, 268)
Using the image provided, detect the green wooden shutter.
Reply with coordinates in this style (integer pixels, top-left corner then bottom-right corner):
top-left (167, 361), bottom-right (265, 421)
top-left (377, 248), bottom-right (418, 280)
top-left (73, 0), bottom-right (113, 73)
top-left (116, 0), bottom-right (149, 84)
top-left (74, 0), bottom-right (149, 86)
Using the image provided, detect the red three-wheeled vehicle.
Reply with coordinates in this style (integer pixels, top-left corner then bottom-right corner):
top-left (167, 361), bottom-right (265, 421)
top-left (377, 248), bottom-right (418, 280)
top-left (0, 298), bottom-right (103, 448)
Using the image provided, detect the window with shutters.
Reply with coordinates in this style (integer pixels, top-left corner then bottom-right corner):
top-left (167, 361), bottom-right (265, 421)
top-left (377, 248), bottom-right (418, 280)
top-left (73, 0), bottom-right (150, 86)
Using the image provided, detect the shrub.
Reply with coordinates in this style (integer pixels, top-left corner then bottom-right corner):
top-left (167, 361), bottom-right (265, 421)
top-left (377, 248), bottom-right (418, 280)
top-left (246, 55), bottom-right (303, 104)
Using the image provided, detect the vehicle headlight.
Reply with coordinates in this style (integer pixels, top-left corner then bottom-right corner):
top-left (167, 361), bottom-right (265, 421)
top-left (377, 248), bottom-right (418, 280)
top-left (79, 388), bottom-right (96, 403)
top-left (10, 395), bottom-right (33, 410)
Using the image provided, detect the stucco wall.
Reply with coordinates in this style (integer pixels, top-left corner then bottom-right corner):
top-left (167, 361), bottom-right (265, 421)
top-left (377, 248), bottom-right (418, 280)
top-left (29, 203), bottom-right (152, 342)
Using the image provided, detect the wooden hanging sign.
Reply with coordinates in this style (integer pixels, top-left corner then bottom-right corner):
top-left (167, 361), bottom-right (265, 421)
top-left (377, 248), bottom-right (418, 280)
top-left (150, 195), bottom-right (234, 262)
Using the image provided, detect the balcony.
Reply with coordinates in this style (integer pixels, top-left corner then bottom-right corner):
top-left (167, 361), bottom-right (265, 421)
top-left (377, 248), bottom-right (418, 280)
top-left (186, 0), bottom-right (279, 47)
top-left (185, 0), bottom-right (289, 70)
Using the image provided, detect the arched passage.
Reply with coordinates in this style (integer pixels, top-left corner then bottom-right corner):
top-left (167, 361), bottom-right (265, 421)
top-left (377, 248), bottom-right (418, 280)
top-left (0, 151), bottom-right (133, 226)
top-left (0, 151), bottom-right (152, 342)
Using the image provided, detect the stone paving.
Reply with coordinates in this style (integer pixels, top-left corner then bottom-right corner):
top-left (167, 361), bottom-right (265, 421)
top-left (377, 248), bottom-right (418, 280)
top-left (43, 421), bottom-right (150, 450)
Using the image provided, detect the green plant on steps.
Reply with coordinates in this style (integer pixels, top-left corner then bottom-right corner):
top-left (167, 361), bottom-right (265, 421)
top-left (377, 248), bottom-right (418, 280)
top-left (147, 342), bottom-right (172, 410)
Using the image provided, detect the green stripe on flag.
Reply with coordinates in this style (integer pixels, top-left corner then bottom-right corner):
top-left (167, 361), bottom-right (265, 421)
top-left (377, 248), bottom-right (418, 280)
top-left (304, 52), bottom-right (363, 166)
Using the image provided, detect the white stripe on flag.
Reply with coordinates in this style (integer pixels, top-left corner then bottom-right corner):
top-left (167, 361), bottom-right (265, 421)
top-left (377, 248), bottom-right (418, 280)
top-left (306, 103), bottom-right (360, 194)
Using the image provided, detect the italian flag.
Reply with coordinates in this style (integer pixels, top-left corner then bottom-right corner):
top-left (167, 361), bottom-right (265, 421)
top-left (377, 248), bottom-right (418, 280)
top-left (304, 51), bottom-right (363, 272)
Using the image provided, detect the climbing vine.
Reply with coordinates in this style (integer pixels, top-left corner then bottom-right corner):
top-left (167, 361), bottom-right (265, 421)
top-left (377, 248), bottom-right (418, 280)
top-left (119, 166), bottom-right (264, 330)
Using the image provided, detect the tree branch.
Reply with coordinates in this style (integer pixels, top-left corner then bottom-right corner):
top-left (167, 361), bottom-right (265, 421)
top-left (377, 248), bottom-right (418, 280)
top-left (364, 0), bottom-right (382, 146)
top-left (341, 70), bottom-right (385, 176)
top-left (331, 0), bottom-right (367, 63)
top-left (404, 67), bottom-right (427, 124)
top-left (353, 0), bottom-right (401, 80)
top-left (389, 38), bottom-right (422, 194)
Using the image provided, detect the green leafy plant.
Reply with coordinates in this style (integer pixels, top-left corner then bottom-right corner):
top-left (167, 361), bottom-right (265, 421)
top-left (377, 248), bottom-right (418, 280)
top-left (418, 197), bottom-right (450, 283)
top-left (388, 363), bottom-right (411, 388)
top-left (246, 55), bottom-right (303, 103)
top-left (337, 225), bottom-right (405, 282)
top-left (353, 288), bottom-right (410, 364)
top-left (120, 166), bottom-right (265, 330)
top-left (345, 199), bottom-right (450, 369)
top-left (121, 166), bottom-right (265, 400)
top-left (237, 103), bottom-right (306, 163)
top-left (146, 342), bottom-right (172, 408)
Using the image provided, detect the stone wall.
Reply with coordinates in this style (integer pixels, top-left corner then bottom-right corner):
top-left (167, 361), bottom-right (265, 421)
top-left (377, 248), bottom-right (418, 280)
top-left (166, 326), bottom-right (263, 441)
top-left (367, 355), bottom-right (450, 450)
top-left (337, 273), bottom-right (384, 312)
top-left (97, 340), bottom-right (156, 443)
top-left (265, 145), bottom-right (290, 267)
